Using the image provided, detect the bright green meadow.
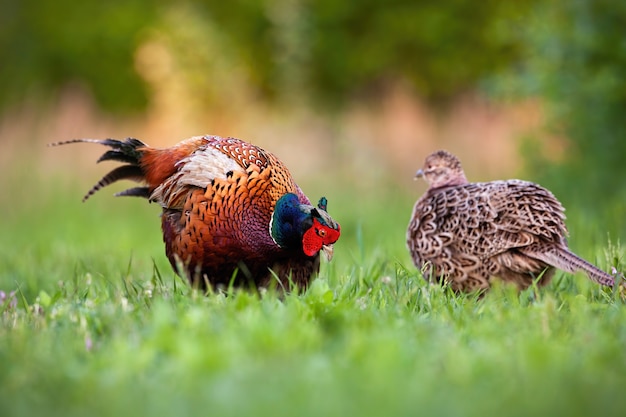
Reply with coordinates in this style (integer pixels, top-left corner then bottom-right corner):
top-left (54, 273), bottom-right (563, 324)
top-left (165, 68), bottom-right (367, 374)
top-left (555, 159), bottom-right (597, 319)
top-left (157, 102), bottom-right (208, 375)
top-left (1, 159), bottom-right (625, 417)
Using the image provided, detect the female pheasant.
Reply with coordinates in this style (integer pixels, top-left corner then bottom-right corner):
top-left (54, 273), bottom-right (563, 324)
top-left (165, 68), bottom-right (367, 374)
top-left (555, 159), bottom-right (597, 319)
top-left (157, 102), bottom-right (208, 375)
top-left (407, 150), bottom-right (615, 293)
top-left (54, 135), bottom-right (341, 291)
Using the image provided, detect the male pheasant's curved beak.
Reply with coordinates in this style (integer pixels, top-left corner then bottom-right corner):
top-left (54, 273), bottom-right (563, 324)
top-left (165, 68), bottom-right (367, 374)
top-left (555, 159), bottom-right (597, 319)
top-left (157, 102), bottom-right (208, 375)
top-left (414, 169), bottom-right (424, 179)
top-left (321, 244), bottom-right (334, 261)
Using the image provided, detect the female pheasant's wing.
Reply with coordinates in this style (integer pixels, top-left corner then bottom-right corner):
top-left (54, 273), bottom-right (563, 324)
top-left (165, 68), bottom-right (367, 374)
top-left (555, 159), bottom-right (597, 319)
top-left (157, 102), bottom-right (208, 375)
top-left (408, 180), bottom-right (568, 278)
top-left (477, 180), bottom-right (568, 248)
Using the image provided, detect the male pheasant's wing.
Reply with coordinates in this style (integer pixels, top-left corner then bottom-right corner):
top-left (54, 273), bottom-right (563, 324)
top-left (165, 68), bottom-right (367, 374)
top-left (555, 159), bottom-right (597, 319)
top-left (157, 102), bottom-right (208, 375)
top-left (207, 136), bottom-right (309, 204)
top-left (148, 136), bottom-right (305, 206)
top-left (147, 136), bottom-right (244, 209)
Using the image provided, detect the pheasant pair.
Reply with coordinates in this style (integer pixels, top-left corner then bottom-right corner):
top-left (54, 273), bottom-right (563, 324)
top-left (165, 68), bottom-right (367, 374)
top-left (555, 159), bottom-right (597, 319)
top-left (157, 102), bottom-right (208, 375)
top-left (54, 136), bottom-right (340, 291)
top-left (407, 150), bottom-right (616, 293)
top-left (56, 136), bottom-right (615, 294)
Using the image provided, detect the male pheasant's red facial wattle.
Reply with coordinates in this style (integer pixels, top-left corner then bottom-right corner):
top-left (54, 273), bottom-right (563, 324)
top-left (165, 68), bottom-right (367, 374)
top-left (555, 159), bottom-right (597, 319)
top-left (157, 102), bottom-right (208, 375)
top-left (302, 218), bottom-right (341, 258)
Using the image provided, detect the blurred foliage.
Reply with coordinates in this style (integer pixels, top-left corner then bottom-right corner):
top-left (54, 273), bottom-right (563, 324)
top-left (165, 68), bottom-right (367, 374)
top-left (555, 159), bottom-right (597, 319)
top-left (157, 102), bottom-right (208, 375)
top-left (194, 0), bottom-right (536, 104)
top-left (2, 0), bottom-right (624, 232)
top-left (0, 0), bottom-right (160, 112)
top-left (0, 0), bottom-right (536, 111)
top-left (501, 0), bottom-right (626, 232)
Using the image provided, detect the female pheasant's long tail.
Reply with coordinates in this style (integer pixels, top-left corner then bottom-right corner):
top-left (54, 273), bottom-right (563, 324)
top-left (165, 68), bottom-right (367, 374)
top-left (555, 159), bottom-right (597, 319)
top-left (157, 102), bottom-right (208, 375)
top-left (521, 245), bottom-right (615, 287)
top-left (50, 138), bottom-right (150, 201)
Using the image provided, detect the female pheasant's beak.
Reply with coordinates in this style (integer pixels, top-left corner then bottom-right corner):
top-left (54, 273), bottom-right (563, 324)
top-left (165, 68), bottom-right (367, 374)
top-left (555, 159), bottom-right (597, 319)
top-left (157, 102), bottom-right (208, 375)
top-left (414, 169), bottom-right (424, 179)
top-left (321, 244), bottom-right (334, 261)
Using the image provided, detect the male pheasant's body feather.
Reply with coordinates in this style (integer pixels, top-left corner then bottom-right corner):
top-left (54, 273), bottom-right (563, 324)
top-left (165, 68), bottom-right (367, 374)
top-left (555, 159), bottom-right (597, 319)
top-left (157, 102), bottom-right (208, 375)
top-left (53, 135), bottom-right (340, 291)
top-left (407, 150), bottom-right (615, 293)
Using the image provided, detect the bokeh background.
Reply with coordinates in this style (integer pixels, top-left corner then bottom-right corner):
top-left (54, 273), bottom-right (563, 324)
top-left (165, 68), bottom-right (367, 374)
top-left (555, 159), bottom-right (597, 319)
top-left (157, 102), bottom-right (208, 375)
top-left (2, 4), bottom-right (626, 416)
top-left (1, 0), bottom-right (625, 246)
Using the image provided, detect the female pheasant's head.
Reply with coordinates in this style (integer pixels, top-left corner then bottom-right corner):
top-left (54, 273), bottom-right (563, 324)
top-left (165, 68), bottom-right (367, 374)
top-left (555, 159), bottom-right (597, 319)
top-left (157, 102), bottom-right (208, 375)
top-left (415, 150), bottom-right (469, 189)
top-left (270, 193), bottom-right (341, 260)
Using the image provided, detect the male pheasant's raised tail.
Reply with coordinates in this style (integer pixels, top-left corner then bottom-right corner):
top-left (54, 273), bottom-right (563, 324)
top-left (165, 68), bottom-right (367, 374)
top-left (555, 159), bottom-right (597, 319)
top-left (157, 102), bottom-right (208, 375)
top-left (50, 138), bottom-right (150, 202)
top-left (521, 245), bottom-right (615, 287)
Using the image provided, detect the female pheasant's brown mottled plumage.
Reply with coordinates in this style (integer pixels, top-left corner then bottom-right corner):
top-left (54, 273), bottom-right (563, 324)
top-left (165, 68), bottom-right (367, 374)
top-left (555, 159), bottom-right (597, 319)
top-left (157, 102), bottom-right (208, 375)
top-left (53, 135), bottom-right (341, 292)
top-left (407, 150), bottom-right (615, 293)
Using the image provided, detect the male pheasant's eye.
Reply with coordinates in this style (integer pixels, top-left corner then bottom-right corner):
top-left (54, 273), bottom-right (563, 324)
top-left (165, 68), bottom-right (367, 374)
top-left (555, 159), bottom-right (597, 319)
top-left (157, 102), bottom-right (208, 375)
top-left (318, 228), bottom-right (327, 237)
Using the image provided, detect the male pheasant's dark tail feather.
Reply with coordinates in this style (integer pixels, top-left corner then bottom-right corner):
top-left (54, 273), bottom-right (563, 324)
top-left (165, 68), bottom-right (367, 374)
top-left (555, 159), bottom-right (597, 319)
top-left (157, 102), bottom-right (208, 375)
top-left (49, 138), bottom-right (150, 202)
top-left (521, 245), bottom-right (614, 287)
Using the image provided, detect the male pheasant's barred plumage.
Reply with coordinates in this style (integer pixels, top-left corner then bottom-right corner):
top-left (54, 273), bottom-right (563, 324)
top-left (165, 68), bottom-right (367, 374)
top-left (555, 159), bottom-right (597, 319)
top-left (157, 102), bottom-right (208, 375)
top-left (407, 150), bottom-right (615, 293)
top-left (53, 135), bottom-right (341, 291)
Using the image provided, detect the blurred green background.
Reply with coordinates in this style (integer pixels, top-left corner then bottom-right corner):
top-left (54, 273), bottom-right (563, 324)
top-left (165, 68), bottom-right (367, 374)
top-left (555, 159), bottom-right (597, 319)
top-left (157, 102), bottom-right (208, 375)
top-left (2, 0), bottom-right (625, 224)
top-left (2, 2), bottom-right (626, 417)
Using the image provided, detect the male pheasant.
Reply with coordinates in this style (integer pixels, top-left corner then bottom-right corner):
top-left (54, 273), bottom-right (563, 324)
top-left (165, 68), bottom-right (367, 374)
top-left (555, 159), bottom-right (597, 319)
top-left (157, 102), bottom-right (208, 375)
top-left (54, 135), bottom-right (341, 291)
top-left (407, 150), bottom-right (615, 293)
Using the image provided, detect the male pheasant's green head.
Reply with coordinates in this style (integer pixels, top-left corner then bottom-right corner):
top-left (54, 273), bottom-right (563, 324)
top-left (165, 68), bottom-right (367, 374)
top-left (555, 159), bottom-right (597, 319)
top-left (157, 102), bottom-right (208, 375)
top-left (270, 193), bottom-right (341, 259)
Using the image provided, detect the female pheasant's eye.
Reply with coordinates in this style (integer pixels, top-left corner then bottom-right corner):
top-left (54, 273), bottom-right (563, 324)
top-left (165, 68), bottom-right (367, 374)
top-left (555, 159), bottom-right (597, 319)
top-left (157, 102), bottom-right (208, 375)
top-left (318, 228), bottom-right (326, 237)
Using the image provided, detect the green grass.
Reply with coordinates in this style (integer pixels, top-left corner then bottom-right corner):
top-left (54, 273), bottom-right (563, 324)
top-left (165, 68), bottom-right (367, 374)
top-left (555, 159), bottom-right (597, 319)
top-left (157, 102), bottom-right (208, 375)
top-left (1, 162), bottom-right (625, 417)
